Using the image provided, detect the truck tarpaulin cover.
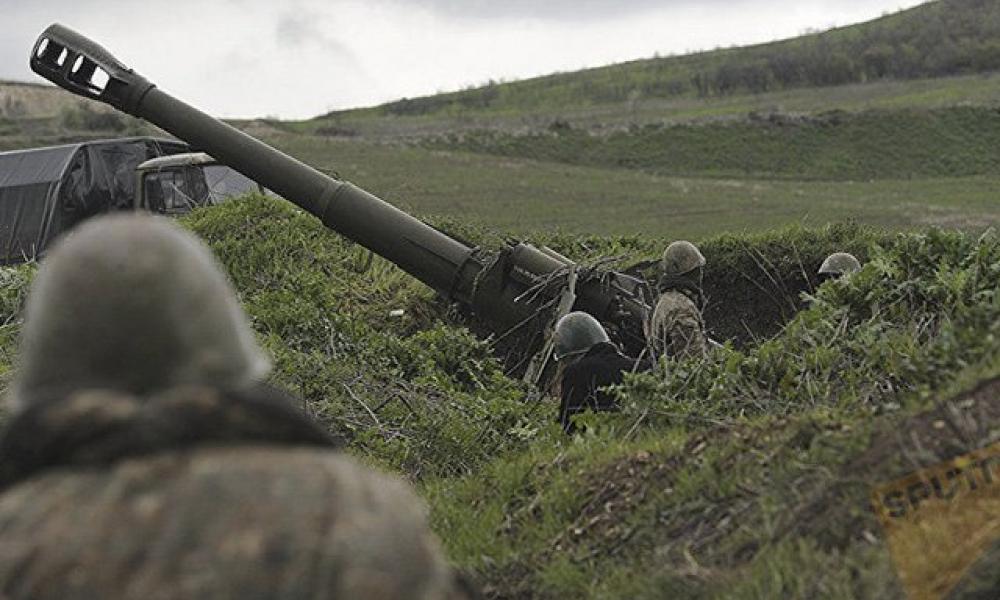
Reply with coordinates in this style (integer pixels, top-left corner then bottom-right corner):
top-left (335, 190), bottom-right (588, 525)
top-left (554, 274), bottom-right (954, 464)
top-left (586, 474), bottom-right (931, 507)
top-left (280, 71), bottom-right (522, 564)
top-left (0, 137), bottom-right (188, 264)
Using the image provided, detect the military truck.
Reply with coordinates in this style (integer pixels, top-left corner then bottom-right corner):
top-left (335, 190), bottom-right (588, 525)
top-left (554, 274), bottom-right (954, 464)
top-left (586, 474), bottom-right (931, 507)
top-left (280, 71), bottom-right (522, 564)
top-left (0, 136), bottom-right (186, 264)
top-left (0, 137), bottom-right (264, 263)
top-left (135, 151), bottom-right (265, 215)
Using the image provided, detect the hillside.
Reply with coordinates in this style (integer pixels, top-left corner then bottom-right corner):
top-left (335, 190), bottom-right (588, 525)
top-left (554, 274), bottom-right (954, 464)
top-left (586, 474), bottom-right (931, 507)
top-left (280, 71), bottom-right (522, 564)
top-left (0, 80), bottom-right (119, 120)
top-left (165, 204), bottom-right (1000, 599)
top-left (292, 0), bottom-right (1000, 187)
top-left (0, 80), bottom-right (156, 151)
top-left (299, 72), bottom-right (1000, 141)
top-left (313, 0), bottom-right (999, 125)
top-left (257, 133), bottom-right (1000, 236)
top-left (3, 197), bottom-right (998, 598)
top-left (420, 106), bottom-right (1000, 181)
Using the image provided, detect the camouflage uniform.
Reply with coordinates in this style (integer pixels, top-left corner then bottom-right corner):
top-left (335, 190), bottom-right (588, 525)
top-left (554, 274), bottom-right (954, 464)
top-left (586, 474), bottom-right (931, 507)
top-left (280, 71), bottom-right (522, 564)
top-left (0, 386), bottom-right (459, 600)
top-left (0, 215), bottom-right (469, 600)
top-left (648, 240), bottom-right (709, 360)
top-left (648, 290), bottom-right (708, 360)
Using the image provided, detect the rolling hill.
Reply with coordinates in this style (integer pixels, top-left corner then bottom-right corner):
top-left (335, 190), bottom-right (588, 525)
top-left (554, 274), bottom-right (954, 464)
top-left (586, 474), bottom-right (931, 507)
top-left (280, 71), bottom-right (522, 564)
top-left (287, 0), bottom-right (1000, 194)
top-left (0, 79), bottom-right (155, 151)
top-left (314, 0), bottom-right (1000, 123)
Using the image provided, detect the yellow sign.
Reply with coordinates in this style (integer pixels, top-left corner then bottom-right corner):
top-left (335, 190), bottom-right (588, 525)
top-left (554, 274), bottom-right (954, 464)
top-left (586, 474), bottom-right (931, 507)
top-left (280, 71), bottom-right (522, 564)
top-left (872, 441), bottom-right (1000, 599)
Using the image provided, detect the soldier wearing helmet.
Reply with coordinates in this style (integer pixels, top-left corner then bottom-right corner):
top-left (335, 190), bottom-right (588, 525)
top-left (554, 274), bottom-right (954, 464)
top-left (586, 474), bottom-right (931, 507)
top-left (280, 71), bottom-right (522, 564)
top-left (0, 215), bottom-right (468, 600)
top-left (647, 240), bottom-right (709, 360)
top-left (552, 312), bottom-right (641, 434)
top-left (818, 252), bottom-right (861, 281)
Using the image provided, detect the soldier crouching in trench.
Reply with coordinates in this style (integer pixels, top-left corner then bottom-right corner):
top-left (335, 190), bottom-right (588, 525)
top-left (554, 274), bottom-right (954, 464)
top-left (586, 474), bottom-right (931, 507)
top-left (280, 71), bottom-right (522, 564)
top-left (818, 251), bottom-right (862, 281)
top-left (0, 214), bottom-right (470, 600)
top-left (552, 311), bottom-right (649, 434)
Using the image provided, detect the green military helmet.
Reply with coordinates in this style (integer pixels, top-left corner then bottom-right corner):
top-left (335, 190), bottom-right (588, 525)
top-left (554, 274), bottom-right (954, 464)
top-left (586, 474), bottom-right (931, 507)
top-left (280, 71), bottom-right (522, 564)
top-left (818, 252), bottom-right (862, 277)
top-left (661, 240), bottom-right (706, 277)
top-left (12, 214), bottom-right (271, 407)
top-left (553, 311), bottom-right (610, 361)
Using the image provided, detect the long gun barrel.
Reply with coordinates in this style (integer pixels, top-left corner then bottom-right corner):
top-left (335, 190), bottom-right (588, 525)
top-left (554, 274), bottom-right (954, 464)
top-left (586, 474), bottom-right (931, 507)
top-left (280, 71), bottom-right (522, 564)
top-left (30, 24), bottom-right (476, 302)
top-left (30, 24), bottom-right (651, 372)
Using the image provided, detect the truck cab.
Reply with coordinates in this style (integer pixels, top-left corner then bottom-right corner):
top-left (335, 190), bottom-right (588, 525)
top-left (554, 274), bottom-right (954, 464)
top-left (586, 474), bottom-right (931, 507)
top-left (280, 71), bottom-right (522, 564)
top-left (135, 152), bottom-right (263, 215)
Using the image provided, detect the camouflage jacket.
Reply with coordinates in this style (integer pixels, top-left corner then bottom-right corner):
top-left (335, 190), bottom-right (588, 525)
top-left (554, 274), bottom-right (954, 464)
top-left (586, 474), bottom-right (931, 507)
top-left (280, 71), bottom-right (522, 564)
top-left (0, 385), bottom-right (464, 600)
top-left (647, 290), bottom-right (708, 360)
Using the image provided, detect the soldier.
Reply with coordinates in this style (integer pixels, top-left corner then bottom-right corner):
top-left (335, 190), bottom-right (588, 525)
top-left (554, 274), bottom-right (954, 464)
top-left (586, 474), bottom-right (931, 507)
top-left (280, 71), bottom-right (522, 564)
top-left (553, 311), bottom-right (641, 434)
top-left (818, 252), bottom-right (862, 281)
top-left (0, 214), bottom-right (467, 600)
top-left (647, 240), bottom-right (709, 361)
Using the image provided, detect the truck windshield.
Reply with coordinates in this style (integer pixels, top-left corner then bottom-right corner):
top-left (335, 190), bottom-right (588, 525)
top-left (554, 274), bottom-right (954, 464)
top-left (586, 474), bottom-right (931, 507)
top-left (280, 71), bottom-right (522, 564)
top-left (143, 170), bottom-right (197, 214)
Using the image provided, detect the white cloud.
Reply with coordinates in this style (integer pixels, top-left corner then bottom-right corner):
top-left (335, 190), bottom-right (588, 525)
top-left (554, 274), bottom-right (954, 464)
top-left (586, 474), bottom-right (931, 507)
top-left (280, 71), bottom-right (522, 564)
top-left (1, 0), bottom-right (927, 118)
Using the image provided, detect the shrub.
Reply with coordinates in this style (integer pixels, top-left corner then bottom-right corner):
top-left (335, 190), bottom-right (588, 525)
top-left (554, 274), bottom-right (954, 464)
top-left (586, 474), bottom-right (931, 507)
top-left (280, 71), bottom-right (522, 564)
top-left (59, 102), bottom-right (126, 132)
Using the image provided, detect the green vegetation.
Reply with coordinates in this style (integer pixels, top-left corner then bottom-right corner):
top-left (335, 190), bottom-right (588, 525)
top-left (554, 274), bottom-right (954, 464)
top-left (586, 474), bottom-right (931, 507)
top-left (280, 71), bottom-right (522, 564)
top-left (181, 196), bottom-right (536, 479)
top-left (0, 1), bottom-right (996, 596)
top-left (290, 0), bottom-right (1000, 195)
top-left (0, 83), bottom-right (159, 152)
top-left (58, 102), bottom-right (128, 133)
top-left (316, 0), bottom-right (1000, 122)
top-left (0, 198), bottom-right (997, 598)
top-left (423, 106), bottom-right (1000, 180)
top-left (258, 133), bottom-right (1000, 239)
top-left (299, 72), bottom-right (1000, 141)
top-left (183, 205), bottom-right (1000, 599)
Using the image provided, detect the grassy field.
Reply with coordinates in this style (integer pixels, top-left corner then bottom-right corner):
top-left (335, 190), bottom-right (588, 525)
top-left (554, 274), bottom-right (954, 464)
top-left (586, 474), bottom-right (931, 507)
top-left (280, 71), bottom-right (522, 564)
top-left (309, 0), bottom-right (1000, 126)
top-left (258, 132), bottom-right (1000, 239)
top-left (422, 106), bottom-right (1000, 181)
top-left (4, 198), bottom-right (997, 599)
top-left (195, 203), bottom-right (1000, 599)
top-left (300, 72), bottom-right (1000, 139)
top-left (2, 114), bottom-right (996, 240)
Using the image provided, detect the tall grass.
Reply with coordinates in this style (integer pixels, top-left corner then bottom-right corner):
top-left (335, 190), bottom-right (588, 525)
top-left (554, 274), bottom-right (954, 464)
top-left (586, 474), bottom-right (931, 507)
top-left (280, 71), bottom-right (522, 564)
top-left (0, 200), bottom-right (996, 597)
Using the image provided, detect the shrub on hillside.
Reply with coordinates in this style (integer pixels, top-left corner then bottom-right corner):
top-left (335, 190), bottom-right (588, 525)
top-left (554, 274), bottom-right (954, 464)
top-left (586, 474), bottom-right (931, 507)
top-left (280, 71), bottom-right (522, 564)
top-left (59, 102), bottom-right (126, 132)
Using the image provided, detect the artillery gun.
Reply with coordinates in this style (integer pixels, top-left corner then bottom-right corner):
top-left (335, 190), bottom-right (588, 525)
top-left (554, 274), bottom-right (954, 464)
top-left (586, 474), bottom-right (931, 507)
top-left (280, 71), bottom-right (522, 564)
top-left (29, 24), bottom-right (653, 384)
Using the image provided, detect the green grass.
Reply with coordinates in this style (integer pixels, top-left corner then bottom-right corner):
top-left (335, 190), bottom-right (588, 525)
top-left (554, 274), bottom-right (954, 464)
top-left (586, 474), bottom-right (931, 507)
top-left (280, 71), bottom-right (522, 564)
top-left (260, 133), bottom-right (1000, 239)
top-left (423, 226), bottom-right (1000, 598)
top-left (424, 106), bottom-right (1000, 181)
top-left (301, 72), bottom-right (1000, 140)
top-left (310, 0), bottom-right (1000, 124)
top-left (0, 199), bottom-right (997, 598)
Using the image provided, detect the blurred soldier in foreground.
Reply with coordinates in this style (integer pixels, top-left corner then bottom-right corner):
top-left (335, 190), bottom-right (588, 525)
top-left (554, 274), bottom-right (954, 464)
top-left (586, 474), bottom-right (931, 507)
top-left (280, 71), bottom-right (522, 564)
top-left (818, 252), bottom-right (861, 281)
top-left (647, 240), bottom-right (709, 360)
top-left (554, 312), bottom-right (644, 434)
top-left (0, 215), bottom-right (465, 600)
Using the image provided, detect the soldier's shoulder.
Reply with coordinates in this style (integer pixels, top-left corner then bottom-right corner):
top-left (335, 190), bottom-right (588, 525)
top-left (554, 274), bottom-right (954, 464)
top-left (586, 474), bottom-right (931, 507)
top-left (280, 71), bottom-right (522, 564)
top-left (0, 447), bottom-right (452, 600)
top-left (0, 445), bottom-right (417, 523)
top-left (0, 384), bottom-right (338, 491)
top-left (654, 290), bottom-right (699, 314)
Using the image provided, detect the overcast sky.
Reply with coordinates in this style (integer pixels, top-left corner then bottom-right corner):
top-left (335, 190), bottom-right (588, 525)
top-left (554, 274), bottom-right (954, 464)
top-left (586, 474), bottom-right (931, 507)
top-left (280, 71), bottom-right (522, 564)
top-left (1, 0), bottom-right (927, 119)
